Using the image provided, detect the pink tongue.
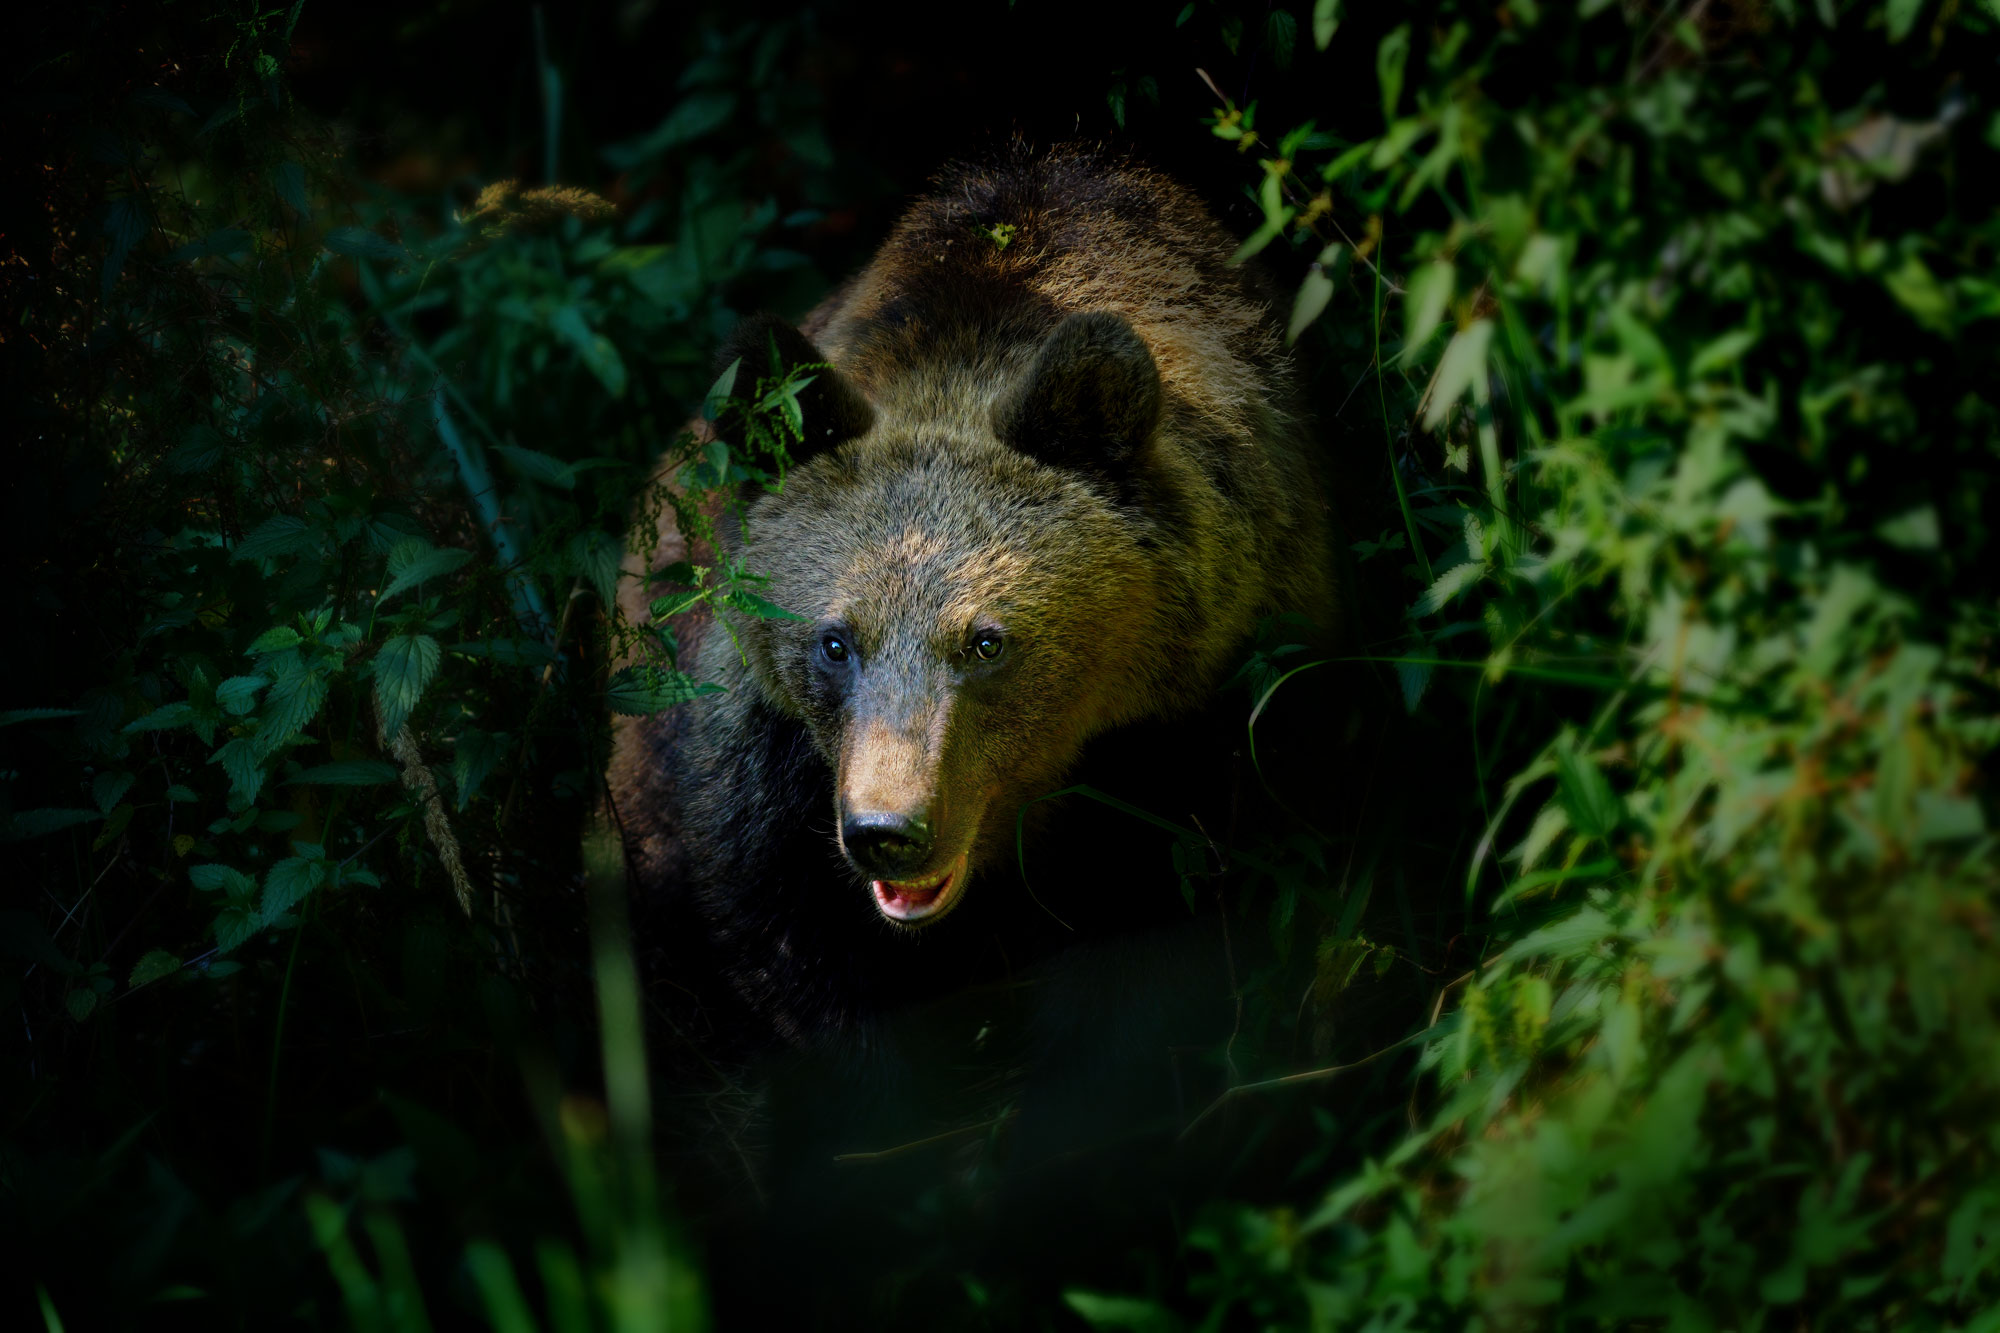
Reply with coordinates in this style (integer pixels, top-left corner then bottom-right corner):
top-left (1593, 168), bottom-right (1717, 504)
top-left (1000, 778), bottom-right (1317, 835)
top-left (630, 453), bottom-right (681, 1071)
top-left (881, 880), bottom-right (942, 905)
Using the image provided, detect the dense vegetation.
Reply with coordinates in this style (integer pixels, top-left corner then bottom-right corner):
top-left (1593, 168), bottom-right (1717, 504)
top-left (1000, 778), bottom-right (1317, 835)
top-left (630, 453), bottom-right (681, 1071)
top-left (5, 1), bottom-right (1995, 1328)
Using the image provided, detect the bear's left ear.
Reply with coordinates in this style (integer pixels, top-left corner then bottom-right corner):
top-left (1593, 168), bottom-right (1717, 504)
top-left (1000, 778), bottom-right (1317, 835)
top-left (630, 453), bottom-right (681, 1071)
top-left (996, 311), bottom-right (1162, 477)
top-left (715, 314), bottom-right (876, 465)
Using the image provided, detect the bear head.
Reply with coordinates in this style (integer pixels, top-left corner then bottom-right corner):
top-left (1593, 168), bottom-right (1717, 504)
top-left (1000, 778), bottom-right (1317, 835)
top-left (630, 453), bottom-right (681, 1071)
top-left (714, 309), bottom-right (1189, 930)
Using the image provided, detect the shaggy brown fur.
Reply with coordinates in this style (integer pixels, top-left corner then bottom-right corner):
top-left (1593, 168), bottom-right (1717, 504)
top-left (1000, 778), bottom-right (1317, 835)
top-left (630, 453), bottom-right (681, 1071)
top-left (607, 143), bottom-right (1336, 1044)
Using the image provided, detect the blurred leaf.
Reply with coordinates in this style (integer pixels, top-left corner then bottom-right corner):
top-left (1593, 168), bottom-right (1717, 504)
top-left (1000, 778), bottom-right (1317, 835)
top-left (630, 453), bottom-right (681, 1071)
top-left (287, 761), bottom-right (400, 787)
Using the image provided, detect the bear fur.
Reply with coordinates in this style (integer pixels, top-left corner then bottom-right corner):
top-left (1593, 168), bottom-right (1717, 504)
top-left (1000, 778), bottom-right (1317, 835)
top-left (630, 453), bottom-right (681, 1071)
top-left (606, 143), bottom-right (1336, 1045)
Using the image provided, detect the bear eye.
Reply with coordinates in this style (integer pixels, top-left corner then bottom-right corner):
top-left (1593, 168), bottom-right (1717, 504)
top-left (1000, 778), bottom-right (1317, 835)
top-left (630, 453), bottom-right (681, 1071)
top-left (972, 631), bottom-right (1004, 662)
top-left (821, 632), bottom-right (850, 664)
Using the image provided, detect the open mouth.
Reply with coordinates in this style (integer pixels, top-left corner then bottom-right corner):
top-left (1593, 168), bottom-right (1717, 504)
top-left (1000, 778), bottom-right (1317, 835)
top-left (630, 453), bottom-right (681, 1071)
top-left (870, 851), bottom-right (970, 925)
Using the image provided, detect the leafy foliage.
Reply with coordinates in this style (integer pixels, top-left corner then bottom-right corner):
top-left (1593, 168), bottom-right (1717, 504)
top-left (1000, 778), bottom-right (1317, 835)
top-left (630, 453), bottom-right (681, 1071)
top-left (1069, 2), bottom-right (2000, 1328)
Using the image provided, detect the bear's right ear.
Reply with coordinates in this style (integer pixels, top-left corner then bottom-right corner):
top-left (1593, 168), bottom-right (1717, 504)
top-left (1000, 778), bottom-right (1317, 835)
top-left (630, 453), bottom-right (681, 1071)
top-left (995, 311), bottom-right (1163, 480)
top-left (713, 314), bottom-right (875, 465)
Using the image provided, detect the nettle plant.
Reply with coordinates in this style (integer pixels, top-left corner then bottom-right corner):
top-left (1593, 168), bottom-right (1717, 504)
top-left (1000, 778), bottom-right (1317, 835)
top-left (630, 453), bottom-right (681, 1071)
top-left (1066, 1), bottom-right (2000, 1328)
top-left (5, 11), bottom-right (846, 1018)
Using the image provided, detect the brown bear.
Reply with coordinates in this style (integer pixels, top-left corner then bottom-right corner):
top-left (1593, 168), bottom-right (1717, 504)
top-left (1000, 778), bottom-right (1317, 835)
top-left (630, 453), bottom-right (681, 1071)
top-left (607, 143), bottom-right (1336, 1046)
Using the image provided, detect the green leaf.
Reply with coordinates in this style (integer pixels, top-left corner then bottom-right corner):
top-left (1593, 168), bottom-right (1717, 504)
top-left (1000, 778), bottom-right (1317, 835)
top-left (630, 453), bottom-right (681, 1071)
top-left (374, 634), bottom-right (441, 738)
top-left (189, 863), bottom-right (258, 899)
top-left (1063, 1290), bottom-right (1181, 1333)
top-left (1411, 562), bottom-right (1484, 616)
top-left (1265, 9), bottom-right (1298, 70)
top-left (380, 538), bottom-right (473, 603)
top-left (262, 855), bottom-right (326, 919)
top-left (287, 760), bottom-right (401, 786)
top-left (549, 306), bottom-right (629, 398)
top-left (1376, 24), bottom-right (1410, 122)
top-left (92, 771), bottom-right (134, 814)
top-left (1556, 742), bottom-right (1622, 840)
top-left (123, 701), bottom-right (196, 733)
top-left (3, 808), bottom-right (103, 842)
top-left (129, 950), bottom-right (182, 987)
top-left (258, 655), bottom-right (330, 755)
top-left (1419, 318), bottom-right (1494, 431)
top-left (1287, 245), bottom-right (1343, 344)
top-left (451, 729), bottom-right (509, 810)
top-left (649, 589), bottom-right (708, 621)
top-left (274, 160), bottom-right (309, 214)
top-left (1885, 0), bottom-right (1925, 40)
top-left (1876, 506), bottom-right (1940, 550)
top-left (1400, 260), bottom-right (1454, 362)
top-left (214, 904), bottom-right (262, 953)
top-left (216, 675), bottom-right (268, 716)
top-left (605, 666), bottom-right (726, 715)
top-left (323, 226), bottom-right (406, 262)
top-left (1313, 0), bottom-right (1340, 49)
top-left (0, 708), bottom-right (83, 728)
top-left (493, 444), bottom-right (576, 489)
top-left (568, 529), bottom-right (623, 610)
top-left (232, 516), bottom-right (319, 563)
top-left (719, 589), bottom-right (808, 621)
top-left (208, 737), bottom-right (267, 803)
top-left (447, 639), bottom-right (558, 669)
top-left (67, 988), bottom-right (99, 1021)
top-left (247, 626), bottom-right (304, 655)
top-left (167, 228), bottom-right (252, 262)
top-left (602, 91), bottom-right (737, 169)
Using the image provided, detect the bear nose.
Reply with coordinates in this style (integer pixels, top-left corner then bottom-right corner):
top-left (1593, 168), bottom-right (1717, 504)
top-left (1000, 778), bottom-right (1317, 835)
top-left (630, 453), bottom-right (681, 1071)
top-left (842, 810), bottom-right (934, 879)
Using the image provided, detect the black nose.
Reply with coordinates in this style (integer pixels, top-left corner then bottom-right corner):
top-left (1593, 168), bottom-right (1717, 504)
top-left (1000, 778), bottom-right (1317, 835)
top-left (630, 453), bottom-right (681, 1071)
top-left (842, 810), bottom-right (933, 878)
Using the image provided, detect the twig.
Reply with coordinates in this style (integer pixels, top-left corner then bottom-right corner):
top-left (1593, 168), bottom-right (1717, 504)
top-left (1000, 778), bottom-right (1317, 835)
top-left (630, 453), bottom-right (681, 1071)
top-left (833, 1109), bottom-right (1018, 1165)
top-left (1179, 1037), bottom-right (1413, 1142)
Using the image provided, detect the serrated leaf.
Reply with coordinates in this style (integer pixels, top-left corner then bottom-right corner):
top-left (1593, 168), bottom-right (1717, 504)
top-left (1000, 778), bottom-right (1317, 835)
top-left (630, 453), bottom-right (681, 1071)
top-left (123, 701), bottom-right (196, 733)
top-left (67, 989), bottom-right (99, 1021)
top-left (1397, 658), bottom-right (1432, 713)
top-left (232, 516), bottom-right (319, 564)
top-left (129, 950), bottom-right (182, 987)
top-left (605, 666), bottom-right (726, 715)
top-left (719, 589), bottom-right (807, 621)
top-left (170, 425), bottom-right (228, 473)
top-left (323, 226), bottom-right (406, 262)
top-left (1411, 562), bottom-right (1484, 617)
top-left (3, 808), bottom-right (103, 842)
top-left (380, 538), bottom-right (473, 602)
top-left (374, 634), bottom-right (441, 738)
top-left (568, 529), bottom-right (624, 609)
top-left (189, 862), bottom-right (258, 898)
top-left (1420, 318), bottom-right (1494, 431)
top-left (262, 856), bottom-right (326, 920)
top-left (494, 444), bottom-right (577, 489)
top-left (247, 626), bottom-right (303, 655)
top-left (166, 784), bottom-right (199, 802)
top-left (649, 589), bottom-right (707, 621)
top-left (216, 675), bottom-right (268, 716)
top-left (208, 737), bottom-right (267, 803)
top-left (287, 760), bottom-right (401, 786)
top-left (0, 708), bottom-right (83, 727)
top-left (92, 771), bottom-right (135, 814)
top-left (257, 657), bottom-right (329, 755)
top-left (452, 728), bottom-right (509, 810)
top-left (1265, 9), bottom-right (1298, 69)
top-left (214, 904), bottom-right (262, 953)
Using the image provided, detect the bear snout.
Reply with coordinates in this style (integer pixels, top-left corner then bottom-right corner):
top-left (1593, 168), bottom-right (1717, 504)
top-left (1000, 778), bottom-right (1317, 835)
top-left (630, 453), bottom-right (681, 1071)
top-left (841, 809), bottom-right (935, 879)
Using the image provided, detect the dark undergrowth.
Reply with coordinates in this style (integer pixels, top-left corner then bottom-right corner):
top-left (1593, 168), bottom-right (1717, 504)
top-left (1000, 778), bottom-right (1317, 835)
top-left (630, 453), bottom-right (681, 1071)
top-left (5, 2), bottom-right (1997, 1329)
